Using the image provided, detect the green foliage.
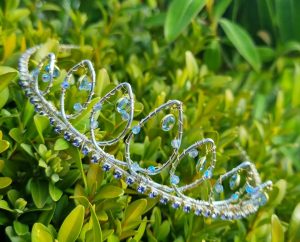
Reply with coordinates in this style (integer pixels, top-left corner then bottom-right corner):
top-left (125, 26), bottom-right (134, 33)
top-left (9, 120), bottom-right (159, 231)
top-left (0, 0), bottom-right (300, 241)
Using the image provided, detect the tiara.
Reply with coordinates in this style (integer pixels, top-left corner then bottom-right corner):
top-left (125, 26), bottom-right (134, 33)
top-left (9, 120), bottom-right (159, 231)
top-left (18, 44), bottom-right (272, 220)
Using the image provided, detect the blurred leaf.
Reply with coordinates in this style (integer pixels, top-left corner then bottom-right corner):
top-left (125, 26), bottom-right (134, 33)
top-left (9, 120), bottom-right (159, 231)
top-left (57, 205), bottom-right (85, 242)
top-left (0, 66), bottom-right (18, 92)
top-left (271, 214), bottom-right (284, 242)
top-left (13, 220), bottom-right (29, 236)
top-left (288, 203), bottom-right (300, 242)
top-left (0, 88), bottom-right (9, 110)
top-left (30, 179), bottom-right (49, 209)
top-left (220, 18), bottom-right (261, 71)
top-left (0, 140), bottom-right (10, 153)
top-left (0, 177), bottom-right (12, 189)
top-left (164, 0), bottom-right (206, 42)
top-left (32, 223), bottom-right (53, 242)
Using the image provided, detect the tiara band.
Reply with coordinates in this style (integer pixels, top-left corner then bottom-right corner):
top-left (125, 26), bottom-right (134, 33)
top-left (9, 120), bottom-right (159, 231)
top-left (18, 44), bottom-right (272, 220)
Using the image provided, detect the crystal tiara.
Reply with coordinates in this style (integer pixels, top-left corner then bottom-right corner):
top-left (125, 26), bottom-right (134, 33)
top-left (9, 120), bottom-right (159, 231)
top-left (18, 44), bottom-right (272, 220)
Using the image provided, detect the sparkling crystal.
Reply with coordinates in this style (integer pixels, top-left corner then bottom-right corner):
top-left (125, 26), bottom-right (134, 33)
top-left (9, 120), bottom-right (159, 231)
top-left (229, 173), bottom-right (240, 190)
top-left (183, 205), bottom-right (191, 213)
top-left (171, 139), bottom-right (181, 149)
top-left (64, 132), bottom-right (71, 141)
top-left (102, 163), bottom-right (111, 172)
top-left (147, 166), bottom-right (156, 173)
top-left (131, 162), bottom-right (141, 172)
top-left (170, 175), bottom-right (180, 185)
top-left (132, 125), bottom-right (141, 134)
top-left (72, 139), bottom-right (81, 147)
top-left (79, 77), bottom-right (92, 91)
top-left (73, 103), bottom-right (83, 112)
top-left (161, 114), bottom-right (175, 131)
top-left (114, 171), bottom-right (122, 179)
top-left (149, 191), bottom-right (158, 198)
top-left (245, 184), bottom-right (258, 195)
top-left (94, 102), bottom-right (102, 111)
top-left (49, 118), bottom-right (55, 126)
top-left (172, 202), bottom-right (180, 209)
top-left (44, 64), bottom-right (51, 72)
top-left (231, 192), bottom-right (239, 201)
top-left (195, 209), bottom-right (202, 216)
top-left (54, 126), bottom-right (61, 133)
top-left (61, 81), bottom-right (69, 89)
top-left (160, 197), bottom-right (168, 205)
top-left (214, 183), bottom-right (224, 193)
top-left (42, 73), bottom-right (50, 82)
top-left (203, 168), bottom-right (212, 179)
top-left (91, 155), bottom-right (99, 163)
top-left (126, 177), bottom-right (134, 185)
top-left (258, 192), bottom-right (268, 206)
top-left (196, 156), bottom-right (207, 171)
top-left (188, 148), bottom-right (198, 158)
top-left (82, 146), bottom-right (89, 156)
top-left (53, 68), bottom-right (60, 78)
top-left (91, 120), bottom-right (98, 129)
top-left (116, 97), bottom-right (129, 113)
top-left (203, 210), bottom-right (211, 217)
top-left (137, 185), bottom-right (145, 193)
top-left (120, 110), bottom-right (129, 121)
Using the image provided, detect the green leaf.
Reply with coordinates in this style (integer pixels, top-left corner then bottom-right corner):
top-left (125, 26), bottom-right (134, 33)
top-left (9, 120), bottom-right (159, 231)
top-left (9, 128), bottom-right (23, 143)
top-left (57, 205), bottom-right (85, 242)
top-left (48, 182), bottom-right (63, 202)
top-left (133, 217), bottom-right (147, 241)
top-left (0, 88), bottom-right (9, 110)
top-left (94, 184), bottom-right (124, 201)
top-left (164, 0), bottom-right (206, 42)
top-left (0, 177), bottom-right (12, 189)
top-left (54, 138), bottom-right (70, 151)
top-left (31, 223), bottom-right (53, 242)
top-left (271, 214), bottom-right (284, 242)
top-left (122, 199), bottom-right (147, 230)
top-left (87, 205), bottom-right (102, 242)
top-left (0, 200), bottom-right (14, 212)
top-left (219, 18), bottom-right (261, 71)
top-left (288, 203), bottom-right (300, 242)
top-left (30, 179), bottom-right (49, 208)
top-left (13, 220), bottom-right (29, 236)
top-left (0, 140), bottom-right (10, 153)
top-left (34, 115), bottom-right (49, 143)
top-left (157, 220), bottom-right (170, 241)
top-left (0, 66), bottom-right (18, 92)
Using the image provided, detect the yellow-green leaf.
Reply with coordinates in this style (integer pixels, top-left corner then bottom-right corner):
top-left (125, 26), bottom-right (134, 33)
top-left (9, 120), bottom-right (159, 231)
top-left (94, 185), bottom-right (124, 201)
top-left (271, 214), bottom-right (284, 242)
top-left (34, 115), bottom-right (49, 144)
top-left (122, 199), bottom-right (147, 229)
top-left (288, 203), bottom-right (300, 242)
top-left (0, 177), bottom-right (12, 189)
top-left (0, 66), bottom-right (18, 92)
top-left (32, 223), bottom-right (53, 242)
top-left (0, 140), bottom-right (10, 153)
top-left (54, 138), bottom-right (70, 151)
top-left (57, 205), bottom-right (85, 242)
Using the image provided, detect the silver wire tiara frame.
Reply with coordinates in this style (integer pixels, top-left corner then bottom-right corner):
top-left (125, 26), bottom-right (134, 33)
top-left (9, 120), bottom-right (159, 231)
top-left (18, 44), bottom-right (272, 220)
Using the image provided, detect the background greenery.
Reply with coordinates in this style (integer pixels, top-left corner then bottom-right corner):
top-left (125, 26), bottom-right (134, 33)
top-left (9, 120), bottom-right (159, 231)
top-left (0, 0), bottom-right (300, 241)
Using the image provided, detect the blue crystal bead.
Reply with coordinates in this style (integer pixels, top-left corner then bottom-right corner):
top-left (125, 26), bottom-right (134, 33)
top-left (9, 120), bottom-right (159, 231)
top-left (73, 103), bottom-right (83, 112)
top-left (204, 168), bottom-right (212, 179)
top-left (114, 171), bottom-right (122, 179)
top-left (147, 166), bottom-right (156, 173)
top-left (132, 125), bottom-right (141, 134)
top-left (49, 118), bottom-right (55, 126)
top-left (214, 183), bottom-right (224, 193)
top-left (258, 193), bottom-right (268, 206)
top-left (229, 173), bottom-right (240, 190)
top-left (53, 68), bottom-right (60, 78)
top-left (137, 186), bottom-right (145, 193)
top-left (44, 64), bottom-right (50, 72)
top-left (195, 209), bottom-right (202, 216)
top-left (183, 205), bottom-right (191, 213)
top-left (116, 97), bottom-right (129, 113)
top-left (120, 110), bottom-right (129, 121)
top-left (203, 210), bottom-right (211, 217)
top-left (131, 162), bottom-right (141, 172)
top-left (79, 77), bottom-right (91, 91)
top-left (72, 138), bottom-right (81, 147)
top-left (245, 184), bottom-right (258, 195)
top-left (161, 114), bottom-right (175, 131)
top-left (91, 120), bottom-right (98, 129)
top-left (149, 191), bottom-right (158, 198)
top-left (82, 146), bottom-right (89, 156)
top-left (64, 132), bottom-right (71, 141)
top-left (172, 202), bottom-right (180, 209)
top-left (231, 192), bottom-right (239, 201)
top-left (102, 163), bottom-right (111, 172)
top-left (160, 197), bottom-right (168, 205)
top-left (61, 81), bottom-right (69, 89)
top-left (188, 148), bottom-right (198, 158)
top-left (126, 177), bottom-right (134, 185)
top-left (54, 126), bottom-right (61, 133)
top-left (94, 103), bottom-right (102, 111)
top-left (42, 73), bottom-right (50, 82)
top-left (91, 155), bottom-right (99, 163)
top-left (171, 139), bottom-right (181, 149)
top-left (170, 175), bottom-right (180, 185)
